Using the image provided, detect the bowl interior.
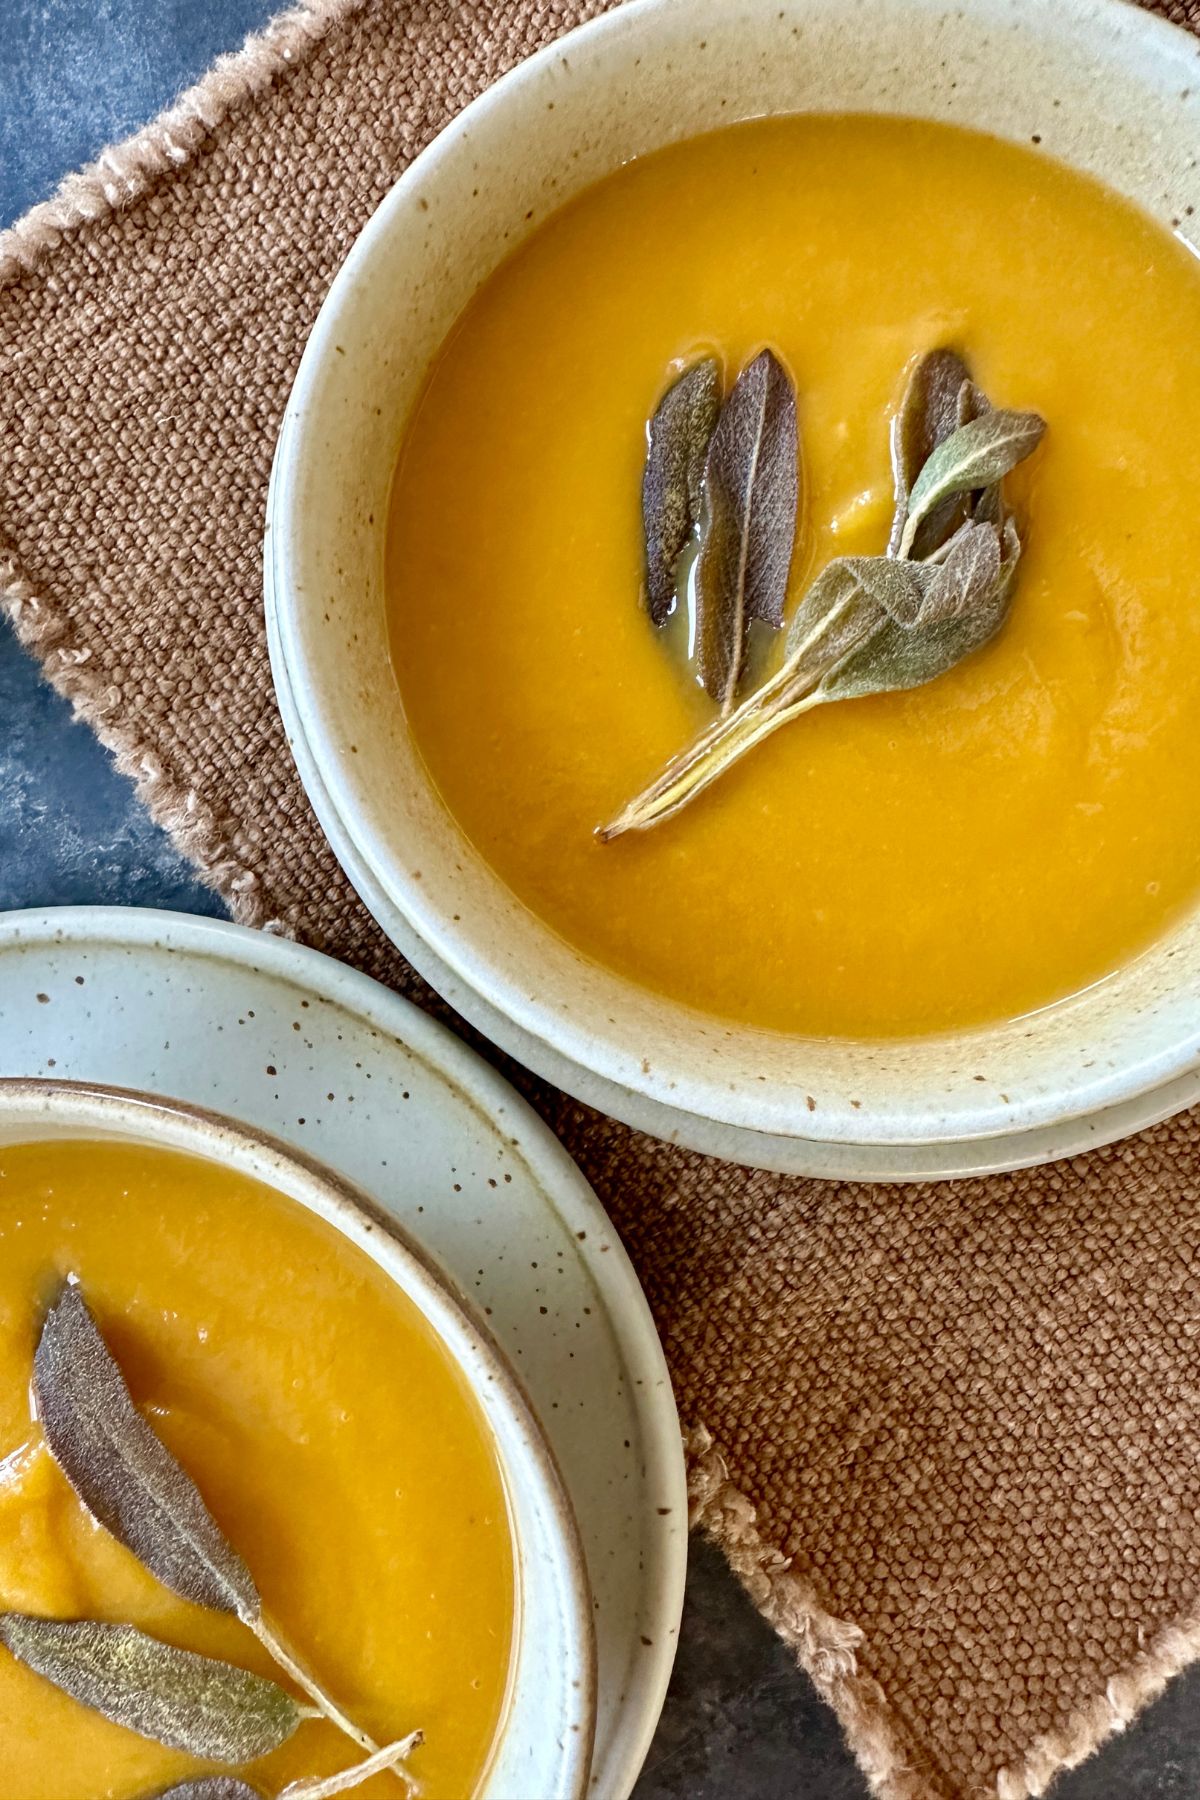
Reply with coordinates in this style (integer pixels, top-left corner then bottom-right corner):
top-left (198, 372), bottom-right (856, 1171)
top-left (270, 0), bottom-right (1200, 1150)
top-left (0, 1080), bottom-right (595, 1800)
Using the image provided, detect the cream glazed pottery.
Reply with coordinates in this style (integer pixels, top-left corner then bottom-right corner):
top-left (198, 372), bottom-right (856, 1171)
top-left (266, 0), bottom-right (1200, 1177)
top-left (0, 905), bottom-right (686, 1798)
top-left (0, 1076), bottom-right (597, 1800)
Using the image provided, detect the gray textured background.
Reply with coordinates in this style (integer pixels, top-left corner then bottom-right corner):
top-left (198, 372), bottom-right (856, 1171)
top-left (2, 3), bottom-right (1197, 1794)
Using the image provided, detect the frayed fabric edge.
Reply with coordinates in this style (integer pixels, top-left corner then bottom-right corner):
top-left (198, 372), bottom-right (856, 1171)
top-left (0, 0), bottom-right (366, 923)
top-left (685, 1424), bottom-right (946, 1800)
top-left (0, 0), bottom-right (369, 285)
top-left (688, 1422), bottom-right (1200, 1800)
top-left (995, 1596), bottom-right (1200, 1799)
top-left (0, 551), bottom-right (283, 931)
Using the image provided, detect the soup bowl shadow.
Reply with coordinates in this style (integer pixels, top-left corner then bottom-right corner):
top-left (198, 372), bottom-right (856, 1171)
top-left (0, 1078), bottom-right (597, 1799)
top-left (266, 0), bottom-right (1200, 1179)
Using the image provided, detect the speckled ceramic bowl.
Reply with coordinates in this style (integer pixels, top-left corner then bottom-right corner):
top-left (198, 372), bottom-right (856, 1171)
top-left (0, 1078), bottom-right (596, 1799)
top-left (266, 0), bottom-right (1200, 1177)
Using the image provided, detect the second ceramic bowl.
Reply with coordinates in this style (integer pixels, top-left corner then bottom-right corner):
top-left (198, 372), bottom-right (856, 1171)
top-left (266, 0), bottom-right (1200, 1174)
top-left (0, 1079), bottom-right (596, 1799)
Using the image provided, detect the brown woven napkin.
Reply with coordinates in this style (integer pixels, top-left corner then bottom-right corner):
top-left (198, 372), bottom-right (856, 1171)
top-left (2, 2), bottom-right (1199, 1794)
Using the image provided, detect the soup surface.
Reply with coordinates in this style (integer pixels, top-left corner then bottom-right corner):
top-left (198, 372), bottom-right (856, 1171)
top-left (0, 1138), bottom-right (514, 1800)
top-left (387, 114), bottom-right (1200, 1038)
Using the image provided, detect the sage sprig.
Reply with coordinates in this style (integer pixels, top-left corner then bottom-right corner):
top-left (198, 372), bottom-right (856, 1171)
top-left (896, 407), bottom-right (1045, 559)
top-left (0, 1616), bottom-right (303, 1763)
top-left (33, 1282), bottom-right (386, 1762)
top-left (604, 349), bottom-right (1045, 839)
top-left (21, 1280), bottom-right (423, 1791)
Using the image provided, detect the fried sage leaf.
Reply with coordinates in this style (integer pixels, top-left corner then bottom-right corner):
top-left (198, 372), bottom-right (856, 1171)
top-left (921, 519), bottom-right (1005, 622)
top-left (35, 1282), bottom-right (257, 1618)
top-left (694, 348), bottom-right (799, 709)
top-left (908, 363), bottom-right (996, 558)
top-left (0, 1616), bottom-right (300, 1763)
top-left (154, 1781), bottom-right (263, 1799)
top-left (820, 524), bottom-right (1005, 704)
top-left (897, 407), bottom-right (1045, 558)
top-left (816, 554), bottom-right (933, 629)
top-left (888, 347), bottom-right (970, 556)
top-left (35, 1282), bottom-right (379, 1758)
top-left (642, 357), bottom-right (722, 625)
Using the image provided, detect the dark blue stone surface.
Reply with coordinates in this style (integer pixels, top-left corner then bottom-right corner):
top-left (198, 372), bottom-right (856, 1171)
top-left (3, 5), bottom-right (1196, 1793)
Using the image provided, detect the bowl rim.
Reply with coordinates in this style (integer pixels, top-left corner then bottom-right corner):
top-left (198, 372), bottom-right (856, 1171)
top-left (261, 647), bottom-right (1200, 1179)
top-left (0, 1074), bottom-right (598, 1798)
top-left (266, 0), bottom-right (1200, 1168)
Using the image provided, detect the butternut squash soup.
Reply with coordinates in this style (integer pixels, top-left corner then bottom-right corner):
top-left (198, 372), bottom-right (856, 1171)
top-left (0, 1138), bottom-right (514, 1800)
top-left (386, 114), bottom-right (1200, 1039)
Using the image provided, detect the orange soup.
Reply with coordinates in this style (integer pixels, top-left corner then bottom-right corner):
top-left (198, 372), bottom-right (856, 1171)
top-left (387, 115), bottom-right (1200, 1038)
top-left (0, 1138), bottom-right (514, 1800)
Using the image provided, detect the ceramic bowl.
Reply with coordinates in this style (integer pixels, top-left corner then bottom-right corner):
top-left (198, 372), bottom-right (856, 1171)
top-left (0, 1078), bottom-right (596, 1799)
top-left (266, 0), bottom-right (1200, 1176)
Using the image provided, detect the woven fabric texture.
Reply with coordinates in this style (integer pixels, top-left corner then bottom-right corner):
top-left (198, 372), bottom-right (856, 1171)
top-left (2, 3), bottom-right (1199, 1795)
